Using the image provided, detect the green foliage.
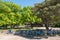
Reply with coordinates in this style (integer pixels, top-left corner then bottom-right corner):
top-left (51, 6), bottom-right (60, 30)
top-left (21, 6), bottom-right (42, 24)
top-left (0, 1), bottom-right (42, 28)
top-left (3, 2), bottom-right (22, 13)
top-left (0, 3), bottom-right (12, 13)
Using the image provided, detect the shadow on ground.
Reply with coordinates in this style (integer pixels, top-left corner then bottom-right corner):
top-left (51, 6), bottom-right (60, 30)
top-left (14, 29), bottom-right (60, 39)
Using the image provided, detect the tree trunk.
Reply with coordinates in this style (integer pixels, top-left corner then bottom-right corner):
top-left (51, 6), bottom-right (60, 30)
top-left (45, 24), bottom-right (49, 31)
top-left (45, 24), bottom-right (49, 35)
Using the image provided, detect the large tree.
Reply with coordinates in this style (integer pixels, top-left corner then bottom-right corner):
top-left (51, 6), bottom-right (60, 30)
top-left (31, 0), bottom-right (60, 30)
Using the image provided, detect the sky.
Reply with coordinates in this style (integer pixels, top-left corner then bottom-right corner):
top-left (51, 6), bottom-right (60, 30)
top-left (5, 0), bottom-right (45, 7)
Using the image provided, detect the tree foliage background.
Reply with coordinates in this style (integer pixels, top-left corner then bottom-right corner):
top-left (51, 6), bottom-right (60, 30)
top-left (0, 0), bottom-right (60, 29)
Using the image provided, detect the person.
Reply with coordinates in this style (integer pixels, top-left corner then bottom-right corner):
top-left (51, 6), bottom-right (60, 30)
top-left (7, 29), bottom-right (13, 34)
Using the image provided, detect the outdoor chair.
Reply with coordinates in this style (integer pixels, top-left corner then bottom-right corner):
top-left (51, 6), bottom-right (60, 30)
top-left (7, 29), bottom-right (13, 34)
top-left (47, 30), bottom-right (57, 36)
top-left (14, 30), bottom-right (24, 35)
top-left (33, 29), bottom-right (45, 36)
top-left (21, 30), bottom-right (27, 37)
top-left (56, 30), bottom-right (60, 36)
top-left (26, 30), bottom-right (33, 37)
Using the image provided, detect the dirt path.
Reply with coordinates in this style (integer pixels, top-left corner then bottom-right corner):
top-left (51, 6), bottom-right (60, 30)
top-left (0, 33), bottom-right (28, 40)
top-left (0, 33), bottom-right (60, 40)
